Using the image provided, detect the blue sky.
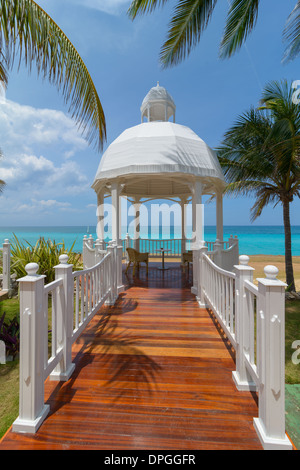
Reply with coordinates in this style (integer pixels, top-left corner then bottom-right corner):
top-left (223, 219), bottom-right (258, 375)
top-left (0, 0), bottom-right (300, 227)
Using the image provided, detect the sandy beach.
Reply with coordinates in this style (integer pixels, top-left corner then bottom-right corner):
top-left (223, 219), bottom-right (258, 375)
top-left (144, 254), bottom-right (300, 290)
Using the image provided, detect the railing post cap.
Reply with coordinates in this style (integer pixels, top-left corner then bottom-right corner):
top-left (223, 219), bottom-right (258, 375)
top-left (59, 254), bottom-right (69, 264)
top-left (264, 265), bottom-right (279, 280)
top-left (4, 238), bottom-right (9, 243)
top-left (25, 263), bottom-right (39, 276)
top-left (239, 255), bottom-right (249, 266)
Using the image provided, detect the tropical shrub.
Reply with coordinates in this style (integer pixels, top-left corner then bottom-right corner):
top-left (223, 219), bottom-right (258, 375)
top-left (9, 234), bottom-right (82, 283)
top-left (0, 312), bottom-right (19, 359)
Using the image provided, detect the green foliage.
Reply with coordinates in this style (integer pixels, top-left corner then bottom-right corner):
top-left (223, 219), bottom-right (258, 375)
top-left (0, 0), bottom-right (106, 150)
top-left (217, 79), bottom-right (300, 292)
top-left (128, 0), bottom-right (300, 65)
top-left (0, 311), bottom-right (19, 359)
top-left (9, 234), bottom-right (82, 283)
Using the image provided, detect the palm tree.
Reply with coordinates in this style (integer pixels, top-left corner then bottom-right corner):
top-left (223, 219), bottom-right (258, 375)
top-left (128, 0), bottom-right (300, 66)
top-left (0, 0), bottom-right (106, 150)
top-left (217, 80), bottom-right (300, 292)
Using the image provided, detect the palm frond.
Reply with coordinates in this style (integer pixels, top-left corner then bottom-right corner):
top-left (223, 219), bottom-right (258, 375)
top-left (250, 188), bottom-right (279, 221)
top-left (0, 53), bottom-right (8, 86)
top-left (220, 0), bottom-right (260, 58)
top-left (127, 0), bottom-right (169, 19)
top-left (283, 0), bottom-right (300, 62)
top-left (0, 0), bottom-right (106, 150)
top-left (159, 0), bottom-right (217, 68)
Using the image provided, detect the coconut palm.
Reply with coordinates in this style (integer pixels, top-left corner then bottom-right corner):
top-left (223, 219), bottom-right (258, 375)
top-left (128, 0), bottom-right (300, 66)
top-left (0, 0), bottom-right (106, 150)
top-left (217, 80), bottom-right (300, 292)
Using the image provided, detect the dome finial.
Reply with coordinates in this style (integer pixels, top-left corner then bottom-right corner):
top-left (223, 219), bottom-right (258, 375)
top-left (141, 83), bottom-right (176, 123)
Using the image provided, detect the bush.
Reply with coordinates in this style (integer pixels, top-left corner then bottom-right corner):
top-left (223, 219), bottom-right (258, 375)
top-left (0, 312), bottom-right (19, 359)
top-left (9, 234), bottom-right (82, 283)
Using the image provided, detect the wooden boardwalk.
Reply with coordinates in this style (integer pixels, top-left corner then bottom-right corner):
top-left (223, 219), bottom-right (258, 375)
top-left (0, 262), bottom-right (262, 450)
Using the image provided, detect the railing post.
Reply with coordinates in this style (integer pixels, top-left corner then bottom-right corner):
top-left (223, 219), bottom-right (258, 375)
top-left (2, 238), bottom-right (11, 293)
top-left (13, 263), bottom-right (49, 433)
top-left (107, 242), bottom-right (117, 305)
top-left (125, 233), bottom-right (131, 261)
top-left (88, 234), bottom-right (94, 248)
top-left (95, 238), bottom-right (105, 263)
top-left (213, 239), bottom-right (222, 268)
top-left (117, 242), bottom-right (124, 294)
top-left (232, 255), bottom-right (257, 392)
top-left (253, 265), bottom-right (292, 450)
top-left (82, 235), bottom-right (88, 269)
top-left (191, 245), bottom-right (200, 296)
top-left (50, 254), bottom-right (75, 381)
top-left (197, 243), bottom-right (208, 307)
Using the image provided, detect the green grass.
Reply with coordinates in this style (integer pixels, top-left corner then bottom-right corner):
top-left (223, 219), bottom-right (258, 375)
top-left (0, 359), bottom-right (19, 439)
top-left (285, 300), bottom-right (300, 384)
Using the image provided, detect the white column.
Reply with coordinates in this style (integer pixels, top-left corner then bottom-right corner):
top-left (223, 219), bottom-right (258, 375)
top-left (216, 190), bottom-right (224, 242)
top-left (111, 182), bottom-right (120, 244)
top-left (253, 266), bottom-right (293, 450)
top-left (191, 181), bottom-right (204, 295)
top-left (2, 239), bottom-right (11, 292)
top-left (96, 190), bottom-right (105, 242)
top-left (180, 197), bottom-right (187, 262)
top-left (133, 197), bottom-right (141, 251)
top-left (50, 254), bottom-right (75, 382)
top-left (13, 263), bottom-right (49, 433)
top-left (192, 180), bottom-right (204, 247)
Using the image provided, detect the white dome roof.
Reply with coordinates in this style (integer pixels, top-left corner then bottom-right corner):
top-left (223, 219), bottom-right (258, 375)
top-left (92, 121), bottom-right (225, 198)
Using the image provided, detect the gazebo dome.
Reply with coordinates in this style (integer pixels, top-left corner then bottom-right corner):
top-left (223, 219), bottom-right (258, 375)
top-left (92, 121), bottom-right (225, 198)
top-left (92, 83), bottom-right (225, 199)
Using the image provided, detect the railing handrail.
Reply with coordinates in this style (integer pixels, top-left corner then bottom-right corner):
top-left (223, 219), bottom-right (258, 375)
top-left (73, 252), bottom-right (110, 278)
top-left (244, 278), bottom-right (259, 296)
top-left (203, 252), bottom-right (236, 279)
top-left (43, 277), bottom-right (63, 295)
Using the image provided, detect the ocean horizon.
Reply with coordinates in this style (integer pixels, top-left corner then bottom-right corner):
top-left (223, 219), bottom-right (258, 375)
top-left (1, 225), bottom-right (300, 256)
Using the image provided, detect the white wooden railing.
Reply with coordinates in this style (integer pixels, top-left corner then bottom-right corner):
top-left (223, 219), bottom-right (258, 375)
top-left (0, 239), bottom-right (11, 293)
top-left (83, 234), bottom-right (239, 269)
top-left (12, 242), bottom-right (123, 434)
top-left (195, 247), bottom-right (292, 450)
top-left (201, 249), bottom-right (236, 348)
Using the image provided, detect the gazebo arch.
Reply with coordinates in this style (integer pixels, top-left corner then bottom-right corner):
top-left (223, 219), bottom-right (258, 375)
top-left (92, 82), bottom-right (226, 254)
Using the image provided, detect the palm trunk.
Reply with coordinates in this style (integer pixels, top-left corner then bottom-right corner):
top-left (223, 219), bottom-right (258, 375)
top-left (283, 199), bottom-right (295, 292)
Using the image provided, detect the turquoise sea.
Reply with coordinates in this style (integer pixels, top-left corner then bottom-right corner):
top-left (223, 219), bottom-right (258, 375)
top-left (1, 225), bottom-right (300, 256)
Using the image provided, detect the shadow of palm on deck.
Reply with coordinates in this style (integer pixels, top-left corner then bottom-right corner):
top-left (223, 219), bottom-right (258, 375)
top-left (93, 299), bottom-right (163, 400)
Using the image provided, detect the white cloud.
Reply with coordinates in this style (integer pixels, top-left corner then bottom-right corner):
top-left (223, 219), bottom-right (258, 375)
top-left (0, 96), bottom-right (96, 224)
top-left (1, 152), bottom-right (89, 196)
top-left (0, 96), bottom-right (88, 155)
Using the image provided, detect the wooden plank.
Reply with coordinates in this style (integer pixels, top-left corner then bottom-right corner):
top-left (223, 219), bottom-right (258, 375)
top-left (0, 263), bottom-right (262, 450)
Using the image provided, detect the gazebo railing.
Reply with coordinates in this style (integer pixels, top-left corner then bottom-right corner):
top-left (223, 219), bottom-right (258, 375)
top-left (195, 248), bottom-right (293, 450)
top-left (82, 234), bottom-right (239, 268)
top-left (12, 245), bottom-right (122, 434)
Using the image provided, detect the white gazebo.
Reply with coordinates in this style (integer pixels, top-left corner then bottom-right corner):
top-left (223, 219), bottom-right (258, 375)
top-left (92, 82), bottom-right (226, 252)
